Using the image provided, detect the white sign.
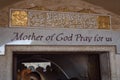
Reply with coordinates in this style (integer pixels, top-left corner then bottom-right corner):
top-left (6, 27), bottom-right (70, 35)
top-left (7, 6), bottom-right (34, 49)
top-left (0, 28), bottom-right (120, 55)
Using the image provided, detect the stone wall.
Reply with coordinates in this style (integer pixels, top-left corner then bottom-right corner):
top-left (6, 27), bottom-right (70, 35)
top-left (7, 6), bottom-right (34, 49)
top-left (0, 0), bottom-right (120, 30)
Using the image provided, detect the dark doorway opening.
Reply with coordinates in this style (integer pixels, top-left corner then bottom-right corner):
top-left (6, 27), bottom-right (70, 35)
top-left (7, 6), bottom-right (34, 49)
top-left (13, 52), bottom-right (101, 80)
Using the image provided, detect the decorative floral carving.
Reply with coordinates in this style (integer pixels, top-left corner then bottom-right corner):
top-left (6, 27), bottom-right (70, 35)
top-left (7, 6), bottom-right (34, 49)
top-left (11, 10), bottom-right (28, 27)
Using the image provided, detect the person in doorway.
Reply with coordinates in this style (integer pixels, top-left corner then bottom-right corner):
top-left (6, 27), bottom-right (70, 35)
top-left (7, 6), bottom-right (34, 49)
top-left (27, 72), bottom-right (41, 80)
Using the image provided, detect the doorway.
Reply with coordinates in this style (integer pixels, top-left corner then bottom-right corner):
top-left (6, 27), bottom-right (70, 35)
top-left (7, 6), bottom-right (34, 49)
top-left (13, 52), bottom-right (101, 80)
top-left (5, 45), bottom-right (115, 80)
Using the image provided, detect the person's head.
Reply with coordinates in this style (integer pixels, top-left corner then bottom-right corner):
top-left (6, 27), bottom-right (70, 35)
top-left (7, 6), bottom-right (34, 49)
top-left (27, 72), bottom-right (41, 80)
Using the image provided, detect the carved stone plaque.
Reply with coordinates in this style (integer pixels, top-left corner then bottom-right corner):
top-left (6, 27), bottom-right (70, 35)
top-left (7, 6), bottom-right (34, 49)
top-left (10, 9), bottom-right (110, 29)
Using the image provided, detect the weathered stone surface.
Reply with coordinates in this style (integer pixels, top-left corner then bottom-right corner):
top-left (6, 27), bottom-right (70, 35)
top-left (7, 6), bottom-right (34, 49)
top-left (0, 0), bottom-right (120, 29)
